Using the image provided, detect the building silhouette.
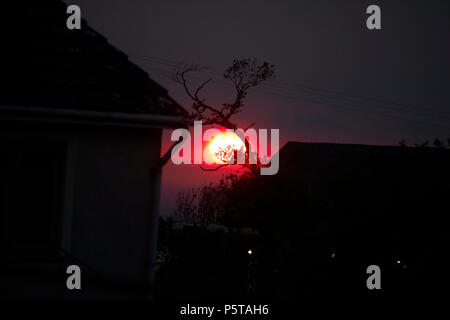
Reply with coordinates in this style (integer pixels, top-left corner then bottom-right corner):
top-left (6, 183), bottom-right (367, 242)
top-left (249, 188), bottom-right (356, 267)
top-left (229, 141), bottom-right (450, 297)
top-left (1, 0), bottom-right (185, 299)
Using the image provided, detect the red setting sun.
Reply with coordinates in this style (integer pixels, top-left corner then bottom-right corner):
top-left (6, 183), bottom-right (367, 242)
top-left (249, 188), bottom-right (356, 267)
top-left (208, 132), bottom-right (247, 164)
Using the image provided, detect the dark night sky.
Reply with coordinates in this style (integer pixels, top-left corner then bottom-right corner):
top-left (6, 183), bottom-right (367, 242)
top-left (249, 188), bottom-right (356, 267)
top-left (64, 0), bottom-right (450, 215)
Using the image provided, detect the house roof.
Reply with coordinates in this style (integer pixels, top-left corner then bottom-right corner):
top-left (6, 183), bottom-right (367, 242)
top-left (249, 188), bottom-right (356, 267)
top-left (232, 140), bottom-right (450, 232)
top-left (274, 140), bottom-right (450, 179)
top-left (2, 1), bottom-right (186, 122)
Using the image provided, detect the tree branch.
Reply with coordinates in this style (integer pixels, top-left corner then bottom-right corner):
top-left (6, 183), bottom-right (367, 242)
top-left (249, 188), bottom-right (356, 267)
top-left (170, 59), bottom-right (275, 173)
top-left (200, 164), bottom-right (230, 171)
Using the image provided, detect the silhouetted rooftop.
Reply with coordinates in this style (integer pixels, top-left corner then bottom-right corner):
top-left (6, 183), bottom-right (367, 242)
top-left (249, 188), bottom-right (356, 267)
top-left (2, 0), bottom-right (185, 117)
top-left (233, 140), bottom-right (450, 234)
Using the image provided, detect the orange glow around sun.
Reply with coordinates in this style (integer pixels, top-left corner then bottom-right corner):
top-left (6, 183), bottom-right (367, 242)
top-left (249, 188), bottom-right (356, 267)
top-left (208, 132), bottom-right (246, 164)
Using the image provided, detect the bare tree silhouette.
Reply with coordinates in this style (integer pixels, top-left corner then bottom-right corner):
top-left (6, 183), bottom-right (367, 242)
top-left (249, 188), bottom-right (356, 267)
top-left (172, 173), bottom-right (244, 225)
top-left (433, 138), bottom-right (445, 149)
top-left (169, 59), bottom-right (275, 172)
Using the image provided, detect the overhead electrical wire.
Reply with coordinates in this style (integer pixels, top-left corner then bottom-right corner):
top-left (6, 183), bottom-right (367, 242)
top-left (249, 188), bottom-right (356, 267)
top-left (127, 52), bottom-right (450, 130)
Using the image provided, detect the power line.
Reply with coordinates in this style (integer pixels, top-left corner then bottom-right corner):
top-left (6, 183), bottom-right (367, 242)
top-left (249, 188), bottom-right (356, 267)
top-left (128, 52), bottom-right (450, 119)
top-left (139, 63), bottom-right (450, 130)
top-left (268, 79), bottom-right (450, 117)
top-left (139, 63), bottom-right (450, 131)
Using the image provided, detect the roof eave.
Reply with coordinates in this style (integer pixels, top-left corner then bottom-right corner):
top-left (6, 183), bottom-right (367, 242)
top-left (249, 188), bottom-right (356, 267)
top-left (0, 105), bottom-right (188, 129)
